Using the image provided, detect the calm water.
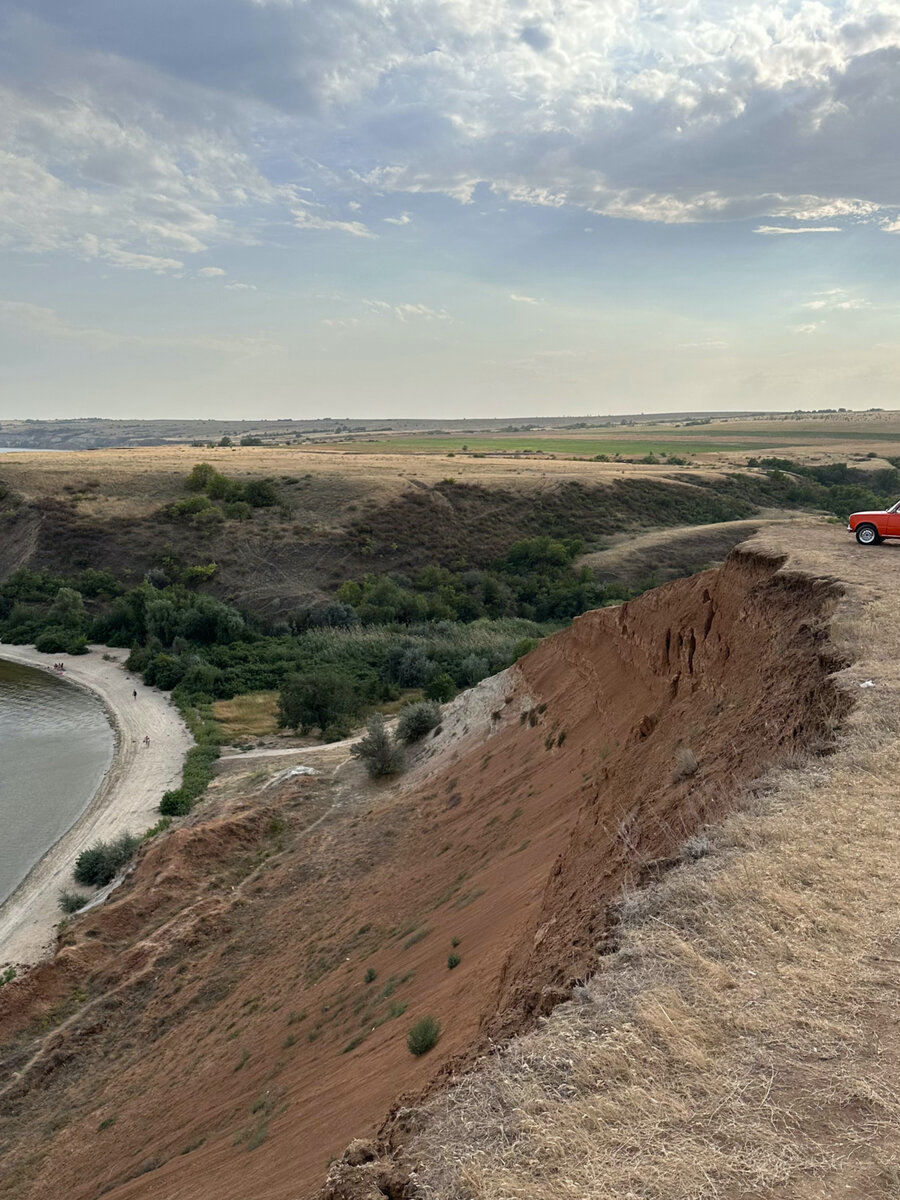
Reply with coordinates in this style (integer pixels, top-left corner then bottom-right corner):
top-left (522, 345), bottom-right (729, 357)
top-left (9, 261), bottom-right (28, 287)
top-left (0, 660), bottom-right (114, 905)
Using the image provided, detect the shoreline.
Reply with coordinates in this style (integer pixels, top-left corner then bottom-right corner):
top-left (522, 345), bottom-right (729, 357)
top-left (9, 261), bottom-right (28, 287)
top-left (0, 644), bottom-right (193, 967)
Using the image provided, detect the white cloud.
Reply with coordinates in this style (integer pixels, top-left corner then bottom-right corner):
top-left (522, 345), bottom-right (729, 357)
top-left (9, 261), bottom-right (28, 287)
top-left (802, 290), bottom-right (870, 311)
top-left (789, 324), bottom-right (821, 334)
top-left (103, 248), bottom-right (185, 272)
top-left (2, 0), bottom-right (900, 291)
top-left (394, 303), bottom-right (449, 322)
top-left (225, 281), bottom-right (257, 291)
top-left (362, 299), bottom-right (450, 322)
top-left (198, 266), bottom-right (227, 277)
top-left (754, 226), bottom-right (842, 236)
top-left (509, 293), bottom-right (540, 305)
top-left (293, 210), bottom-right (375, 238)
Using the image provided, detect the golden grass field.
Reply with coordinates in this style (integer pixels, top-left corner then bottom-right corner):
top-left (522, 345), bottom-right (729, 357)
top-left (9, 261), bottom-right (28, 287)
top-left (3, 408), bottom-right (899, 526)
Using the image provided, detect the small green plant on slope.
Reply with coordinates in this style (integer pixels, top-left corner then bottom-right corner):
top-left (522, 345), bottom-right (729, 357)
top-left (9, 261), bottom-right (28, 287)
top-left (73, 833), bottom-right (140, 887)
top-left (352, 714), bottom-right (404, 778)
top-left (396, 700), bottom-right (441, 744)
top-left (407, 1015), bottom-right (441, 1056)
top-left (58, 890), bottom-right (90, 914)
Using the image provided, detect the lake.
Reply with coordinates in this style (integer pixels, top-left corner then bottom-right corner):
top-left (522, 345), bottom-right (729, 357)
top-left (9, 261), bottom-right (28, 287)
top-left (0, 659), bottom-right (114, 906)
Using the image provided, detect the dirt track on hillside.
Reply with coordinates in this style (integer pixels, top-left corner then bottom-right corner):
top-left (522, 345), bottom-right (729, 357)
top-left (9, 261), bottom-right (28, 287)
top-left (0, 529), bottom-right (851, 1200)
top-left (0, 646), bottom-right (192, 966)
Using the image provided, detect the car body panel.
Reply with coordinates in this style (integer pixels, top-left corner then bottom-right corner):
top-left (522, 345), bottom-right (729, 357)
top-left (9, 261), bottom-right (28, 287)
top-left (847, 500), bottom-right (900, 539)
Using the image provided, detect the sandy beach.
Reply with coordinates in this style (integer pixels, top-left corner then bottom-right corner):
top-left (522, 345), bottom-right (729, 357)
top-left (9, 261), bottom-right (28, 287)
top-left (0, 644), bottom-right (192, 966)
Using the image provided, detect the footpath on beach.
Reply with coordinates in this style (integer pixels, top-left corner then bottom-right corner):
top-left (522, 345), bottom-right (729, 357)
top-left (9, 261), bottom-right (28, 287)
top-left (0, 644), bottom-right (192, 967)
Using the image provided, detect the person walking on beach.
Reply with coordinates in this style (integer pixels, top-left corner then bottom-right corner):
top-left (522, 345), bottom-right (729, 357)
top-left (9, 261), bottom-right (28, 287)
top-left (143, 734), bottom-right (151, 748)
top-left (133, 689), bottom-right (137, 699)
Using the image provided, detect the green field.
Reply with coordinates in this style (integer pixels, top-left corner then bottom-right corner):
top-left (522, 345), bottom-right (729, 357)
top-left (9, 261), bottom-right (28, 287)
top-left (314, 435), bottom-right (890, 459)
top-left (316, 436), bottom-right (771, 457)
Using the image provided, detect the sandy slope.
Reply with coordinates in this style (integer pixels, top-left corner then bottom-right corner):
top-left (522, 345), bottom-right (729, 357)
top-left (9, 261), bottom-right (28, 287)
top-left (0, 645), bottom-right (192, 967)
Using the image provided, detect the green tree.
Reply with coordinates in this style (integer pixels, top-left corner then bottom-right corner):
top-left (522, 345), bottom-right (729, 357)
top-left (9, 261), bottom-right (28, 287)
top-left (278, 669), bottom-right (357, 734)
top-left (186, 462), bottom-right (217, 491)
top-left (425, 673), bottom-right (455, 703)
top-left (50, 587), bottom-right (85, 629)
top-left (352, 714), bottom-right (404, 777)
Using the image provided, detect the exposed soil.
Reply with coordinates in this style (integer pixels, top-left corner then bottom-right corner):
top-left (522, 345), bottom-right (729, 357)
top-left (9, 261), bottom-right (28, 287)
top-left (0, 537), bottom-right (849, 1200)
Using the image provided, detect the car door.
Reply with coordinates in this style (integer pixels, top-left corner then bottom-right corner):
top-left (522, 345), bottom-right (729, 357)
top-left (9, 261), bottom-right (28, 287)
top-left (886, 503), bottom-right (900, 537)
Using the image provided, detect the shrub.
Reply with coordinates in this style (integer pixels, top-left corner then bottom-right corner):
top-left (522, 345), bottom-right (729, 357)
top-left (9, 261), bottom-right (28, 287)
top-left (73, 833), bottom-right (140, 887)
top-left (278, 668), bottom-right (359, 735)
top-left (352, 714), bottom-right (404, 778)
top-left (407, 1015), bottom-right (441, 1056)
top-left (59, 890), bottom-right (90, 914)
top-left (396, 700), bottom-right (441, 744)
top-left (159, 705), bottom-right (220, 816)
top-left (244, 478), bottom-right (278, 508)
top-left (186, 462), bottom-right (217, 491)
top-left (34, 626), bottom-right (70, 654)
top-left (673, 747), bottom-right (699, 780)
top-left (225, 500), bottom-right (253, 522)
top-left (447, 953), bottom-right (461, 970)
top-left (425, 673), bottom-right (455, 703)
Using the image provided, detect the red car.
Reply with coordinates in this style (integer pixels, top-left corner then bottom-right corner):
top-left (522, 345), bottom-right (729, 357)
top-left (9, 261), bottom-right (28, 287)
top-left (848, 501), bottom-right (900, 545)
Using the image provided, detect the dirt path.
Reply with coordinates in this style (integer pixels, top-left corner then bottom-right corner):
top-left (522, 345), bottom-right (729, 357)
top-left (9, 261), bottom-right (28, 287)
top-left (0, 645), bottom-right (192, 967)
top-left (577, 510), bottom-right (808, 584)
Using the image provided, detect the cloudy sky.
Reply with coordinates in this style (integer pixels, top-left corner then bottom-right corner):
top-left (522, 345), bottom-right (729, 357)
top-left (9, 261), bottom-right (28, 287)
top-left (2, 0), bottom-right (900, 419)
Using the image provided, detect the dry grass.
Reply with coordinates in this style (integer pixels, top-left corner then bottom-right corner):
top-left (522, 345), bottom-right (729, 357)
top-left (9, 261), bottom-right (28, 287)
top-left (408, 527), bottom-right (900, 1200)
top-left (0, 444), bottom-right (727, 517)
top-left (212, 692), bottom-right (280, 738)
top-left (577, 513), bottom-right (808, 586)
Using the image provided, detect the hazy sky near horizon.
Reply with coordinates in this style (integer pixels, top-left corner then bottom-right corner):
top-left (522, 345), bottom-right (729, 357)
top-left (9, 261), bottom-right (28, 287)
top-left (2, 1), bottom-right (900, 419)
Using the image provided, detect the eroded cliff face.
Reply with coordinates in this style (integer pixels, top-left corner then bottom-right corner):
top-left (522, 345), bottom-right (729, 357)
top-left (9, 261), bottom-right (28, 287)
top-left (0, 549), bottom-right (849, 1200)
top-left (490, 550), bottom-right (848, 1032)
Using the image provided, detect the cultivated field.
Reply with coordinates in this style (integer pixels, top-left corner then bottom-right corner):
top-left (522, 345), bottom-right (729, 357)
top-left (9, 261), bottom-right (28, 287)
top-left (309, 410), bottom-right (900, 464)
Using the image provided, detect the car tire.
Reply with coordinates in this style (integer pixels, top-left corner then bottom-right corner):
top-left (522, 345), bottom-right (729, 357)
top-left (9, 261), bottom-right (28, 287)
top-left (855, 523), bottom-right (881, 546)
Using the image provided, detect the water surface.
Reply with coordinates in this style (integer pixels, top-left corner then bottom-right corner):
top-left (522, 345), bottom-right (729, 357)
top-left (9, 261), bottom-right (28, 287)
top-left (0, 660), bottom-right (114, 905)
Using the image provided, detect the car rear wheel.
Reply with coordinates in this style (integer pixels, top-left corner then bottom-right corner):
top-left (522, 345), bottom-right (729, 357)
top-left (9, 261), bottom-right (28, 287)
top-left (856, 523), bottom-right (881, 546)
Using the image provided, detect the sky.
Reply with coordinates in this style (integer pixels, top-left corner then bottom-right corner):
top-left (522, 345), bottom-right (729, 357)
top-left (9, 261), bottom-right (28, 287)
top-left (1, 0), bottom-right (900, 420)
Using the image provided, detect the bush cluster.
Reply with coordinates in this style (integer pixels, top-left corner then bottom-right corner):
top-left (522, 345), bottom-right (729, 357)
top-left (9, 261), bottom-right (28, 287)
top-left (73, 833), bottom-right (140, 887)
top-left (352, 715), bottom-right (404, 778)
top-left (159, 701), bottom-right (221, 816)
top-left (396, 700), bottom-right (441, 744)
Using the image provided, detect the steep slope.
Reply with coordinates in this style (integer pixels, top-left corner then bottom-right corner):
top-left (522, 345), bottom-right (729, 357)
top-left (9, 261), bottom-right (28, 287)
top-left (391, 526), bottom-right (900, 1200)
top-left (0, 535), bottom-right (848, 1200)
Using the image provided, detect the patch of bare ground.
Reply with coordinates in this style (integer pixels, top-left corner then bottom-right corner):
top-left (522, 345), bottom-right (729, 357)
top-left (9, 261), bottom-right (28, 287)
top-left (360, 525), bottom-right (900, 1200)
